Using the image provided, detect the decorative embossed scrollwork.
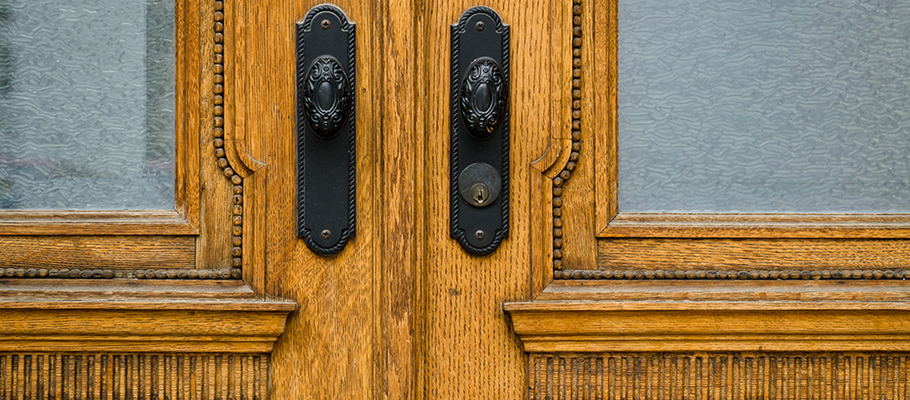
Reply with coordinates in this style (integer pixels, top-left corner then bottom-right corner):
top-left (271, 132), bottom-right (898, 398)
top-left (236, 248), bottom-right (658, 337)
top-left (302, 56), bottom-right (350, 140)
top-left (460, 57), bottom-right (507, 140)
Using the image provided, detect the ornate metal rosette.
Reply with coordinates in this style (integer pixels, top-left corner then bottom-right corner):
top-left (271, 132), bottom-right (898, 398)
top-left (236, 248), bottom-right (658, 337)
top-left (302, 56), bottom-right (350, 140)
top-left (460, 57), bottom-right (507, 140)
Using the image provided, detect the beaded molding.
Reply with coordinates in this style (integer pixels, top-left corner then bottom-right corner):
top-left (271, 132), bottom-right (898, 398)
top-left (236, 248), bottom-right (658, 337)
top-left (213, 0), bottom-right (244, 274)
top-left (552, 0), bottom-right (584, 271)
top-left (1, 268), bottom-right (242, 280)
top-left (555, 269), bottom-right (910, 280)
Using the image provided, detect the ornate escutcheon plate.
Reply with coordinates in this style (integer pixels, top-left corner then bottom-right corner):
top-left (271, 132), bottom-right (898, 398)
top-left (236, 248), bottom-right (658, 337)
top-left (450, 6), bottom-right (510, 256)
top-left (296, 5), bottom-right (356, 256)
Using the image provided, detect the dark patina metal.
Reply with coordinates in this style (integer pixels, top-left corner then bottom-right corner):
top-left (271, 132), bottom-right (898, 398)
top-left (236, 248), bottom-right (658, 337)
top-left (460, 57), bottom-right (507, 140)
top-left (297, 5), bottom-right (356, 256)
top-left (451, 6), bottom-right (510, 256)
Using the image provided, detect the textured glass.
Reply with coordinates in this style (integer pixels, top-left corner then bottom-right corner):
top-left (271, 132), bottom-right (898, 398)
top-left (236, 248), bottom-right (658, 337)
top-left (0, 0), bottom-right (174, 210)
top-left (618, 0), bottom-right (910, 213)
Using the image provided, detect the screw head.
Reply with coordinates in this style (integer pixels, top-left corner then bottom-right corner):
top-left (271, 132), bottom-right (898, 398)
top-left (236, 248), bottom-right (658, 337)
top-left (321, 229), bottom-right (332, 239)
top-left (475, 21), bottom-right (485, 31)
top-left (475, 230), bottom-right (485, 240)
top-left (321, 19), bottom-right (331, 30)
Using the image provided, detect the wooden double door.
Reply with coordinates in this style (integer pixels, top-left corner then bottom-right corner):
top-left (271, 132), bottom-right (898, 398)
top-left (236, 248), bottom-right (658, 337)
top-left (239, 1), bottom-right (561, 398)
top-left (4, 0), bottom-right (909, 398)
top-left (240, 0), bottom-right (910, 399)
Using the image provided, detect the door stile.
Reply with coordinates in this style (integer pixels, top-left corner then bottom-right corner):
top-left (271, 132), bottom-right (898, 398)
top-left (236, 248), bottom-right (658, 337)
top-left (376, 1), bottom-right (427, 400)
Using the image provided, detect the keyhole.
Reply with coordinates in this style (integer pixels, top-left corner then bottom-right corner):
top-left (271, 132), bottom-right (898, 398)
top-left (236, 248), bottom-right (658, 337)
top-left (471, 183), bottom-right (490, 205)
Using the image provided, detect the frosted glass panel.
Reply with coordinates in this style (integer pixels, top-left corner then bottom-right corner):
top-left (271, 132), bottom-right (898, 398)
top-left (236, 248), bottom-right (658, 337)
top-left (0, 0), bottom-right (175, 210)
top-left (618, 0), bottom-right (910, 213)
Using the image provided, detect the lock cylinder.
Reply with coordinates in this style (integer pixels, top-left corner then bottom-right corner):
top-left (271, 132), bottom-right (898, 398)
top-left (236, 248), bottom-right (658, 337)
top-left (458, 163), bottom-right (501, 208)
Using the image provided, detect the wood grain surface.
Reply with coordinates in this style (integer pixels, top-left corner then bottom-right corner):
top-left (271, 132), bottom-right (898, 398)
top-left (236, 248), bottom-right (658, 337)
top-left (508, 281), bottom-right (910, 353)
top-left (0, 280), bottom-right (293, 353)
top-left (230, 0), bottom-right (565, 398)
top-left (232, 1), bottom-right (377, 399)
top-left (420, 1), bottom-right (561, 399)
top-left (0, 353), bottom-right (268, 400)
top-left (12, 0), bottom-right (909, 398)
top-left (0, 211), bottom-right (197, 236)
top-left (596, 239), bottom-right (910, 272)
top-left (0, 236), bottom-right (194, 271)
top-left (603, 214), bottom-right (910, 239)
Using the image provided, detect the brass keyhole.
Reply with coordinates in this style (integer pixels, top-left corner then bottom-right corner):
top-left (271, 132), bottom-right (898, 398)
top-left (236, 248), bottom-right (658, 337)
top-left (471, 183), bottom-right (491, 205)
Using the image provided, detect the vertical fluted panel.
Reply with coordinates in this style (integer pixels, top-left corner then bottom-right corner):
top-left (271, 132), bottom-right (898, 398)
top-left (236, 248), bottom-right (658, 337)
top-left (0, 353), bottom-right (269, 399)
top-left (531, 353), bottom-right (910, 400)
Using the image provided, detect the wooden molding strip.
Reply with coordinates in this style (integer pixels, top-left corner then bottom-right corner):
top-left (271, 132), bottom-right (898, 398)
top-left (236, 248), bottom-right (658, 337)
top-left (551, 0), bottom-right (585, 271)
top-left (601, 213), bottom-right (910, 239)
top-left (0, 353), bottom-right (269, 399)
top-left (0, 211), bottom-right (197, 236)
top-left (0, 280), bottom-right (294, 353)
top-left (530, 352), bottom-right (910, 399)
top-left (505, 281), bottom-right (910, 352)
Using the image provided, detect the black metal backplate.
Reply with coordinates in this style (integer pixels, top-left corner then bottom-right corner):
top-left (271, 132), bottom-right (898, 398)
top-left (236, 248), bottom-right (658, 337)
top-left (451, 7), bottom-right (510, 256)
top-left (297, 5), bottom-right (355, 255)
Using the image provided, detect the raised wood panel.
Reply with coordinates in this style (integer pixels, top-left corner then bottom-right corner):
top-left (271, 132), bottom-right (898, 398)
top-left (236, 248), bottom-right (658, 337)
top-left (0, 353), bottom-right (268, 400)
top-left (591, 239), bottom-right (910, 277)
top-left (531, 353), bottom-right (910, 400)
top-left (552, 0), bottom-right (598, 274)
top-left (196, 0), bottom-right (244, 273)
top-left (602, 214), bottom-right (910, 239)
top-left (0, 236), bottom-right (194, 272)
top-left (0, 211), bottom-right (197, 236)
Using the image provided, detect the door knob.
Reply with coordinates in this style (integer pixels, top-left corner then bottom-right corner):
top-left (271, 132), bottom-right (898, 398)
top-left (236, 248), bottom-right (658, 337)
top-left (450, 6), bottom-right (510, 256)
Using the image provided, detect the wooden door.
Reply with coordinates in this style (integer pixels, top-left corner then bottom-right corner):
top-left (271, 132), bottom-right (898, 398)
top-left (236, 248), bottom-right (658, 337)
top-left (236, 1), bottom-right (563, 398)
top-left (240, 0), bottom-right (910, 399)
top-left (4, 0), bottom-right (905, 398)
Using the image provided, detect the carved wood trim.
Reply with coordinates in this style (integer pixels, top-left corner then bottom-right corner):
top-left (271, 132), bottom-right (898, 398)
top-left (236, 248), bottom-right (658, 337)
top-left (212, 0), bottom-right (245, 274)
top-left (531, 352), bottom-right (910, 400)
top-left (556, 268), bottom-right (910, 280)
top-left (552, 0), bottom-right (584, 271)
top-left (0, 353), bottom-right (269, 399)
top-left (0, 269), bottom-right (241, 280)
top-left (0, 280), bottom-right (294, 353)
top-left (0, 211), bottom-right (197, 236)
top-left (506, 280), bottom-right (910, 353)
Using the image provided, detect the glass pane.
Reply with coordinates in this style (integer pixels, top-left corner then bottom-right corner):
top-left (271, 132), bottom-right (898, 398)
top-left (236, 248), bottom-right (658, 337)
top-left (618, 0), bottom-right (910, 213)
top-left (0, 0), bottom-right (175, 210)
